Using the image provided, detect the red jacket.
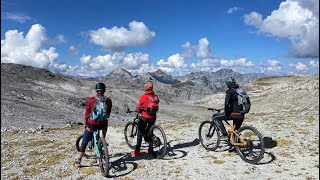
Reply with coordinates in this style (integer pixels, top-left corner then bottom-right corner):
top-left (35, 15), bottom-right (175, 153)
top-left (137, 90), bottom-right (158, 119)
top-left (85, 93), bottom-right (112, 126)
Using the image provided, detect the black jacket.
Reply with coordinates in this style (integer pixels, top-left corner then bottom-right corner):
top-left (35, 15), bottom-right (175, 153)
top-left (224, 84), bottom-right (240, 117)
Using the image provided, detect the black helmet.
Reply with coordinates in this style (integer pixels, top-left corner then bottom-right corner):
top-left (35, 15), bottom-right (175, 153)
top-left (95, 82), bottom-right (106, 93)
top-left (224, 76), bottom-right (236, 87)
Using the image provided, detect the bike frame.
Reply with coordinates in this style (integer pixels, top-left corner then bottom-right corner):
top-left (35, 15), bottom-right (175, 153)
top-left (93, 130), bottom-right (102, 158)
top-left (223, 120), bottom-right (247, 147)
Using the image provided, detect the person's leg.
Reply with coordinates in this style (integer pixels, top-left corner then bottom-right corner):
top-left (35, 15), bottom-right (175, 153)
top-left (75, 126), bottom-right (93, 167)
top-left (213, 112), bottom-right (228, 136)
top-left (233, 118), bottom-right (243, 131)
top-left (147, 119), bottom-right (156, 150)
top-left (101, 121), bottom-right (108, 138)
top-left (133, 119), bottom-right (147, 156)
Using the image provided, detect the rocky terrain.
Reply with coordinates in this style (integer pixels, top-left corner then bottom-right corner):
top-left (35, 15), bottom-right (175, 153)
top-left (1, 63), bottom-right (319, 179)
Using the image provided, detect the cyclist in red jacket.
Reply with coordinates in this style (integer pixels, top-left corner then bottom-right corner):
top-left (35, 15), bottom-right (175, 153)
top-left (131, 81), bottom-right (159, 157)
top-left (74, 82), bottom-right (112, 168)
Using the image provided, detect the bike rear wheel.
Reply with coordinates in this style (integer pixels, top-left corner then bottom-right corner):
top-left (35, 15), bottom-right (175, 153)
top-left (124, 122), bottom-right (138, 149)
top-left (199, 121), bottom-right (220, 151)
top-left (98, 138), bottom-right (109, 177)
top-left (234, 125), bottom-right (265, 164)
top-left (75, 134), bottom-right (94, 152)
top-left (149, 125), bottom-right (167, 159)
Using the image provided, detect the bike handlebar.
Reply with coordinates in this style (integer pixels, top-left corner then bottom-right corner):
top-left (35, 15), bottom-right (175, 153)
top-left (126, 109), bottom-right (138, 113)
top-left (207, 108), bottom-right (224, 113)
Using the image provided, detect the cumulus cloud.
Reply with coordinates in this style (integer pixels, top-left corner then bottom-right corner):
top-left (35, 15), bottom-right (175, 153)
top-left (80, 55), bottom-right (91, 65)
top-left (181, 42), bottom-right (195, 60)
top-left (157, 54), bottom-right (187, 69)
top-left (244, 0), bottom-right (319, 58)
top-left (190, 58), bottom-right (219, 71)
top-left (2, 12), bottom-right (31, 23)
top-left (220, 58), bottom-right (254, 67)
top-left (309, 60), bottom-right (319, 67)
top-left (243, 12), bottom-right (263, 28)
top-left (261, 60), bottom-right (283, 72)
top-left (196, 38), bottom-right (213, 59)
top-left (69, 45), bottom-right (79, 55)
top-left (89, 21), bottom-right (155, 52)
top-left (76, 52), bottom-right (150, 76)
top-left (227, 7), bottom-right (241, 14)
top-left (2, 24), bottom-right (52, 68)
top-left (289, 62), bottom-right (307, 71)
top-left (1, 24), bottom-right (70, 74)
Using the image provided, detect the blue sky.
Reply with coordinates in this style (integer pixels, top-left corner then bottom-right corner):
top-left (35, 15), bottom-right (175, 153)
top-left (1, 0), bottom-right (319, 77)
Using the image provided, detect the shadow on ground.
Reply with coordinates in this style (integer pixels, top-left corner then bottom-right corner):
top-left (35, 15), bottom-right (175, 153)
top-left (263, 136), bottom-right (277, 149)
top-left (164, 138), bottom-right (200, 160)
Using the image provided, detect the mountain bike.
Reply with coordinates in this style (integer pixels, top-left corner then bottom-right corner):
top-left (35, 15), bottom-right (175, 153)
top-left (75, 128), bottom-right (109, 177)
top-left (199, 108), bottom-right (265, 164)
top-left (124, 109), bottom-right (167, 159)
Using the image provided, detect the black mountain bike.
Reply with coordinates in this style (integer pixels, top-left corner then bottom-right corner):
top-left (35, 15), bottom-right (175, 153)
top-left (124, 110), bottom-right (167, 159)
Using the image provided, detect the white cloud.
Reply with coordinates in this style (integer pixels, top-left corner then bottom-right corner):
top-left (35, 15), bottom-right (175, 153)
top-left (53, 34), bottom-right (66, 44)
top-left (181, 41), bottom-right (195, 60)
top-left (157, 54), bottom-right (186, 69)
top-left (80, 55), bottom-right (91, 65)
top-left (2, 12), bottom-right (31, 23)
top-left (123, 53), bottom-right (150, 70)
top-left (244, 0), bottom-right (319, 58)
top-left (309, 60), bottom-right (319, 68)
top-left (244, 12), bottom-right (263, 28)
top-left (196, 38), bottom-right (213, 59)
top-left (261, 60), bottom-right (283, 72)
top-left (76, 52), bottom-right (151, 76)
top-left (69, 45), bottom-right (79, 54)
top-left (220, 58), bottom-right (254, 67)
top-left (1, 24), bottom-right (70, 73)
top-left (1, 24), bottom-right (54, 68)
top-left (89, 21), bottom-right (155, 52)
top-left (191, 58), bottom-right (219, 71)
top-left (289, 62), bottom-right (307, 71)
top-left (227, 7), bottom-right (241, 14)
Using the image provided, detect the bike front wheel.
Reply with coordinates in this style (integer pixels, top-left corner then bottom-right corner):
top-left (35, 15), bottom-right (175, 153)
top-left (98, 138), bottom-right (109, 177)
top-left (199, 121), bottom-right (220, 151)
top-left (124, 122), bottom-right (138, 149)
top-left (149, 125), bottom-right (167, 159)
top-left (234, 125), bottom-right (265, 164)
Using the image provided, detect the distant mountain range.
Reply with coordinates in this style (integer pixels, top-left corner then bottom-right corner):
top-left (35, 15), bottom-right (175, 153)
top-left (1, 62), bottom-right (266, 102)
top-left (104, 67), bottom-right (266, 95)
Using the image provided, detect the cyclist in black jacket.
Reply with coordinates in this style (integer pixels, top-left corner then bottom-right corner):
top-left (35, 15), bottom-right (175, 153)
top-left (213, 77), bottom-right (245, 139)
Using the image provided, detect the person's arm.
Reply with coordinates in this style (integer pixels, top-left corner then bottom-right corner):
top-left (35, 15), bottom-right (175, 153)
top-left (136, 95), bottom-right (145, 113)
top-left (84, 97), bottom-right (93, 125)
top-left (106, 97), bottom-right (112, 118)
top-left (224, 90), bottom-right (232, 117)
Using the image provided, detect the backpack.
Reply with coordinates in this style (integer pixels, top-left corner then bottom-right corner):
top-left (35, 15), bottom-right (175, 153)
top-left (144, 94), bottom-right (159, 115)
top-left (236, 88), bottom-right (251, 114)
top-left (90, 96), bottom-right (108, 121)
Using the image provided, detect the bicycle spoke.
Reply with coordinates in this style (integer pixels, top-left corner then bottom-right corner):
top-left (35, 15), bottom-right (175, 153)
top-left (235, 126), bottom-right (265, 164)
